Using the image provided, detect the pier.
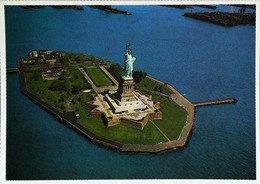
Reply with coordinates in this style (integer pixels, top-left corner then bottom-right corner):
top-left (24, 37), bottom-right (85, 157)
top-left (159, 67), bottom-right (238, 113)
top-left (194, 98), bottom-right (237, 107)
top-left (6, 68), bottom-right (19, 73)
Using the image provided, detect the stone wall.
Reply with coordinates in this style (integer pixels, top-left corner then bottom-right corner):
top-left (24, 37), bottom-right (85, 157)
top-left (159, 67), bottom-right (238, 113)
top-left (90, 109), bottom-right (103, 118)
top-left (86, 101), bottom-right (98, 110)
top-left (121, 118), bottom-right (143, 130)
top-left (121, 113), bottom-right (150, 130)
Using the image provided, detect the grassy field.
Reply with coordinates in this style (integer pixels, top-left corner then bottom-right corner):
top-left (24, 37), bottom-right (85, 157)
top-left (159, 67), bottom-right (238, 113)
top-left (25, 67), bottom-right (91, 111)
top-left (85, 67), bottom-right (114, 87)
top-left (136, 77), bottom-right (173, 94)
top-left (152, 94), bottom-right (187, 140)
top-left (71, 94), bottom-right (167, 145)
top-left (138, 88), bottom-right (187, 140)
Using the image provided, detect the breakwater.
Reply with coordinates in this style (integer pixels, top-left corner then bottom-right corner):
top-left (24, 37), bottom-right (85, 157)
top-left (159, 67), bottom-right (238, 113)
top-left (183, 12), bottom-right (255, 26)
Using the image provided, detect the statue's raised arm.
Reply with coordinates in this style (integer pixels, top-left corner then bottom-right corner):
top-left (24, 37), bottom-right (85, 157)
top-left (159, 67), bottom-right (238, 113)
top-left (122, 42), bottom-right (136, 80)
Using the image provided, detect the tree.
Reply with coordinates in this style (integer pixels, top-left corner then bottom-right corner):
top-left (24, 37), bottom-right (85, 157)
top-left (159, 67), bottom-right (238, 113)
top-left (108, 63), bottom-right (123, 81)
top-left (72, 84), bottom-right (82, 94)
top-left (158, 85), bottom-right (163, 93)
top-left (59, 71), bottom-right (67, 80)
top-left (49, 80), bottom-right (69, 91)
top-left (59, 57), bottom-right (70, 64)
top-left (133, 70), bottom-right (147, 84)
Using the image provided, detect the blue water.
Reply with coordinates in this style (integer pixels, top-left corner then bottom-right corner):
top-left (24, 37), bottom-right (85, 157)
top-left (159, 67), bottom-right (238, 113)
top-left (6, 5), bottom-right (255, 179)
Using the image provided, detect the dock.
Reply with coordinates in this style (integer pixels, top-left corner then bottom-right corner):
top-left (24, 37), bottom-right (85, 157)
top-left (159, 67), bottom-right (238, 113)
top-left (6, 68), bottom-right (19, 73)
top-left (194, 98), bottom-right (237, 107)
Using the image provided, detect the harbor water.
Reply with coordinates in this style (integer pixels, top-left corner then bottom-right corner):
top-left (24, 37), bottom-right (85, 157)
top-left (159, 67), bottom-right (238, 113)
top-left (5, 5), bottom-right (255, 179)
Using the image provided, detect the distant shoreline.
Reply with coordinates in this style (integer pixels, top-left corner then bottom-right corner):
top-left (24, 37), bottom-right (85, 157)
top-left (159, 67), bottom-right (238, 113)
top-left (183, 12), bottom-right (255, 26)
top-left (19, 5), bottom-right (132, 15)
top-left (19, 5), bottom-right (84, 11)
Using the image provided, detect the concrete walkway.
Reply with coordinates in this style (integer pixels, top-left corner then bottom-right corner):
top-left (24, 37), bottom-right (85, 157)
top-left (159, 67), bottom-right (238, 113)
top-left (64, 91), bottom-right (83, 112)
top-left (78, 67), bottom-right (98, 93)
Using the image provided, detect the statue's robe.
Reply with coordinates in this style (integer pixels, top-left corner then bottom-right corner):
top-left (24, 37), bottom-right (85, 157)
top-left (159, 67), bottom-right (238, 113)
top-left (125, 53), bottom-right (136, 78)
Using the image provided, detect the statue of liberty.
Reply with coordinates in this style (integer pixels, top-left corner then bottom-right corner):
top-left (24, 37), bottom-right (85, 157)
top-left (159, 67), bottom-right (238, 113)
top-left (121, 42), bottom-right (136, 80)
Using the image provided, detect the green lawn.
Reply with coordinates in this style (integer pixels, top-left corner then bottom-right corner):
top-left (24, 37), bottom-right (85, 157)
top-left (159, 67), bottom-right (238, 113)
top-left (152, 94), bottom-right (187, 140)
top-left (85, 67), bottom-right (114, 87)
top-left (25, 67), bottom-right (91, 111)
top-left (136, 77), bottom-right (173, 95)
top-left (80, 117), bottom-right (167, 145)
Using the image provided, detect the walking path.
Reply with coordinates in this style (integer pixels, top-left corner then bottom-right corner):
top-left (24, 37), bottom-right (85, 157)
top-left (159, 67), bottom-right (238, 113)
top-left (78, 67), bottom-right (98, 93)
top-left (64, 91), bottom-right (83, 112)
top-left (64, 95), bottom-right (74, 112)
top-left (150, 120), bottom-right (170, 141)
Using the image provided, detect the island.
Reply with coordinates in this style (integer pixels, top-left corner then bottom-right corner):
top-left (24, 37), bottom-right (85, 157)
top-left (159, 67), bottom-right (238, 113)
top-left (89, 5), bottom-right (132, 15)
top-left (183, 11), bottom-right (255, 26)
top-left (13, 42), bottom-right (237, 152)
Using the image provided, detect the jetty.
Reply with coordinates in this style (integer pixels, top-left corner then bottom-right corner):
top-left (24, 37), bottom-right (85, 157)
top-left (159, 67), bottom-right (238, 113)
top-left (194, 98), bottom-right (237, 107)
top-left (6, 67), bottom-right (19, 73)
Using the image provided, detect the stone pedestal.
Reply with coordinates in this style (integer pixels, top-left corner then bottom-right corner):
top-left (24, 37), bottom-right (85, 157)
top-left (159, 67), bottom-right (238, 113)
top-left (116, 78), bottom-right (136, 102)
